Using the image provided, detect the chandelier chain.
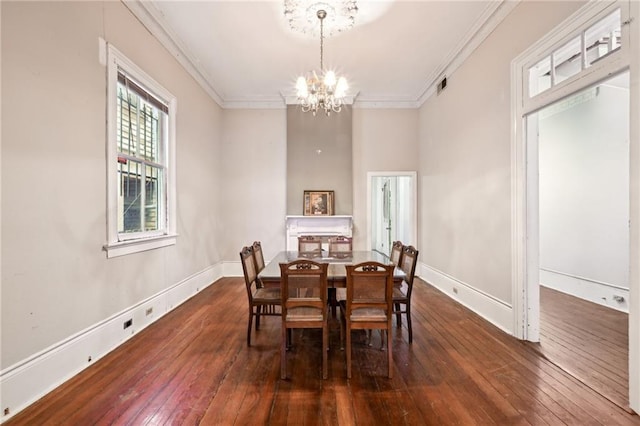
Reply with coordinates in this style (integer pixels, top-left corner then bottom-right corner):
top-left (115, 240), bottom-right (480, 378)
top-left (320, 14), bottom-right (324, 70)
top-left (293, 6), bottom-right (351, 116)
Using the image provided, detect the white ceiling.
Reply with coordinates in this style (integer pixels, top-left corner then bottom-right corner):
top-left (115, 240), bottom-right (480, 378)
top-left (127, 0), bottom-right (513, 108)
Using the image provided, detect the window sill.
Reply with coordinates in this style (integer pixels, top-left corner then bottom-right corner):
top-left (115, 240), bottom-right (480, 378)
top-left (103, 234), bottom-right (177, 258)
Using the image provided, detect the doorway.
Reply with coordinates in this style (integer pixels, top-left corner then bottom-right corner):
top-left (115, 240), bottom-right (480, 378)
top-left (529, 72), bottom-right (630, 408)
top-left (367, 171), bottom-right (417, 255)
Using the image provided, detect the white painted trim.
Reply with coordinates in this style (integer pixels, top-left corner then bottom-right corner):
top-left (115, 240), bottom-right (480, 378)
top-left (223, 100), bottom-right (287, 110)
top-left (121, 0), bottom-right (224, 106)
top-left (103, 234), bottom-right (177, 258)
top-left (420, 263), bottom-right (514, 336)
top-left (540, 270), bottom-right (630, 313)
top-left (0, 263), bottom-right (223, 422)
top-left (416, 0), bottom-right (520, 106)
top-left (511, 0), bottom-right (639, 412)
top-left (353, 99), bottom-right (420, 109)
top-left (104, 42), bottom-right (178, 257)
top-left (627, 0), bottom-right (640, 412)
top-left (122, 0), bottom-right (518, 110)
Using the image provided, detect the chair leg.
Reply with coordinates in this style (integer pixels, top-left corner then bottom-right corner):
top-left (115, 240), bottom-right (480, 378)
top-left (387, 326), bottom-right (393, 379)
top-left (406, 305), bottom-right (413, 343)
top-left (322, 323), bottom-right (328, 379)
top-left (329, 288), bottom-right (337, 318)
top-left (281, 324), bottom-right (287, 380)
top-left (395, 302), bottom-right (402, 328)
top-left (255, 305), bottom-right (261, 330)
top-left (339, 313), bottom-right (345, 351)
top-left (247, 311), bottom-right (253, 346)
top-left (346, 324), bottom-right (352, 379)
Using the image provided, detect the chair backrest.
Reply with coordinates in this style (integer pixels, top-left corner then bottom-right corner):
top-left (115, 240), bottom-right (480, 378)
top-left (252, 241), bottom-right (265, 272)
top-left (298, 235), bottom-right (322, 253)
top-left (344, 262), bottom-right (394, 319)
top-left (390, 241), bottom-right (403, 266)
top-left (279, 259), bottom-right (329, 322)
top-left (328, 236), bottom-right (352, 257)
top-left (399, 245), bottom-right (419, 297)
top-left (240, 246), bottom-right (258, 301)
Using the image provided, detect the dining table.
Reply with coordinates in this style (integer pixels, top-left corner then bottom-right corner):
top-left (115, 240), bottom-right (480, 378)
top-left (258, 250), bottom-right (405, 287)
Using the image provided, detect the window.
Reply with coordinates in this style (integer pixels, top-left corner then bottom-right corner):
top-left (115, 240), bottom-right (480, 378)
top-left (104, 42), bottom-right (176, 258)
top-left (528, 8), bottom-right (622, 97)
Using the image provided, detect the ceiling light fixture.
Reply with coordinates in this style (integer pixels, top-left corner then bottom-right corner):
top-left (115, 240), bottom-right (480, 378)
top-left (294, 9), bottom-right (349, 116)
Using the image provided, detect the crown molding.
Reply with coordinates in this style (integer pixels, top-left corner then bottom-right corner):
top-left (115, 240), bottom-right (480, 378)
top-left (124, 0), bottom-right (520, 110)
top-left (122, 0), bottom-right (224, 107)
top-left (416, 0), bottom-right (521, 107)
top-left (353, 98), bottom-right (420, 109)
top-left (223, 97), bottom-right (287, 110)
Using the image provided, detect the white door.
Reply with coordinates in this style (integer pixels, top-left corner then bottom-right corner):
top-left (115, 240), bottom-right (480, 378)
top-left (367, 172), bottom-right (417, 256)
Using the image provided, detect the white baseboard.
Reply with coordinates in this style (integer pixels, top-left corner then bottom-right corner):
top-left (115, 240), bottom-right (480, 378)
top-left (418, 263), bottom-right (514, 335)
top-left (540, 268), bottom-right (629, 313)
top-left (0, 263), bottom-right (224, 423)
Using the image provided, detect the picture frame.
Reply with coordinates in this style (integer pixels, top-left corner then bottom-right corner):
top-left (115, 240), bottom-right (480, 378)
top-left (303, 190), bottom-right (334, 216)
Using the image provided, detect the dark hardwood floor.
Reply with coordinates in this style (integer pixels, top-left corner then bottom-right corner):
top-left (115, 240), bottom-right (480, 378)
top-left (6, 277), bottom-right (639, 425)
top-left (531, 286), bottom-right (629, 411)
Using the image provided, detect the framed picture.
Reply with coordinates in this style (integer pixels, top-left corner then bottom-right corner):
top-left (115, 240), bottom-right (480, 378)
top-left (303, 190), bottom-right (334, 216)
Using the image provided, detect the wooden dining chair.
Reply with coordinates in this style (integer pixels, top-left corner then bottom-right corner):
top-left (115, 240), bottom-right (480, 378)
top-left (393, 245), bottom-right (419, 343)
top-left (339, 261), bottom-right (395, 379)
top-left (279, 259), bottom-right (330, 379)
top-left (252, 241), bottom-right (265, 272)
top-left (240, 246), bottom-right (281, 346)
top-left (252, 241), bottom-right (266, 288)
top-left (390, 241), bottom-right (404, 267)
top-left (328, 236), bottom-right (353, 257)
top-left (298, 235), bottom-right (322, 253)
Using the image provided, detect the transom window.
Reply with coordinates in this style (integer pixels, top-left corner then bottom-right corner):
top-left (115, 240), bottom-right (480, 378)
top-left (528, 8), bottom-right (621, 97)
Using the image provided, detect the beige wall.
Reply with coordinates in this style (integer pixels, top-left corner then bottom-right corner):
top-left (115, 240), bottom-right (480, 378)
top-left (220, 109), bottom-right (287, 259)
top-left (1, 1), bottom-right (223, 368)
top-left (286, 106), bottom-right (353, 216)
top-left (352, 108), bottom-right (420, 249)
top-left (418, 0), bottom-right (585, 304)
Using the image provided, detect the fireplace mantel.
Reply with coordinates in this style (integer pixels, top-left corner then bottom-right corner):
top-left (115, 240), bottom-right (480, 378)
top-left (285, 215), bottom-right (353, 251)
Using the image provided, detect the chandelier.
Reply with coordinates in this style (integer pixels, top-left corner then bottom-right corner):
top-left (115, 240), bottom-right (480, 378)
top-left (294, 9), bottom-right (351, 116)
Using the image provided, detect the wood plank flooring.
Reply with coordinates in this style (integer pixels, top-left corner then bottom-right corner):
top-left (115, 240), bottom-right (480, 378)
top-left (6, 278), bottom-right (639, 425)
top-left (531, 286), bottom-right (629, 411)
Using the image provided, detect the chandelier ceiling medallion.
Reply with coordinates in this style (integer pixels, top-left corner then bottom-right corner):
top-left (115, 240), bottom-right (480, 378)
top-left (285, 1), bottom-right (358, 116)
top-left (284, 1), bottom-right (358, 37)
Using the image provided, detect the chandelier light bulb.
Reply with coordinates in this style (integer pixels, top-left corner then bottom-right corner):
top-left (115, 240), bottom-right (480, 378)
top-left (335, 76), bottom-right (348, 97)
top-left (291, 6), bottom-right (352, 116)
top-left (324, 70), bottom-right (337, 87)
top-left (296, 76), bottom-right (308, 97)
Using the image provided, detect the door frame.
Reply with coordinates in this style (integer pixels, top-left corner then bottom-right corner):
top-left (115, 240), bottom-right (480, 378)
top-left (366, 171), bottom-right (417, 253)
top-left (510, 0), bottom-right (639, 411)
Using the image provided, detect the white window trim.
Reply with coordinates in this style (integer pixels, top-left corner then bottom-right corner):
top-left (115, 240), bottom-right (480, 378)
top-left (103, 41), bottom-right (177, 258)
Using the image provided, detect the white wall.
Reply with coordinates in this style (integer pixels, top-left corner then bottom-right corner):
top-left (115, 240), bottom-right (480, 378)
top-left (1, 0), bottom-right (222, 373)
top-left (352, 109), bottom-right (420, 250)
top-left (418, 1), bottom-right (585, 321)
top-left (539, 80), bottom-right (630, 311)
top-left (220, 109), bottom-right (287, 260)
